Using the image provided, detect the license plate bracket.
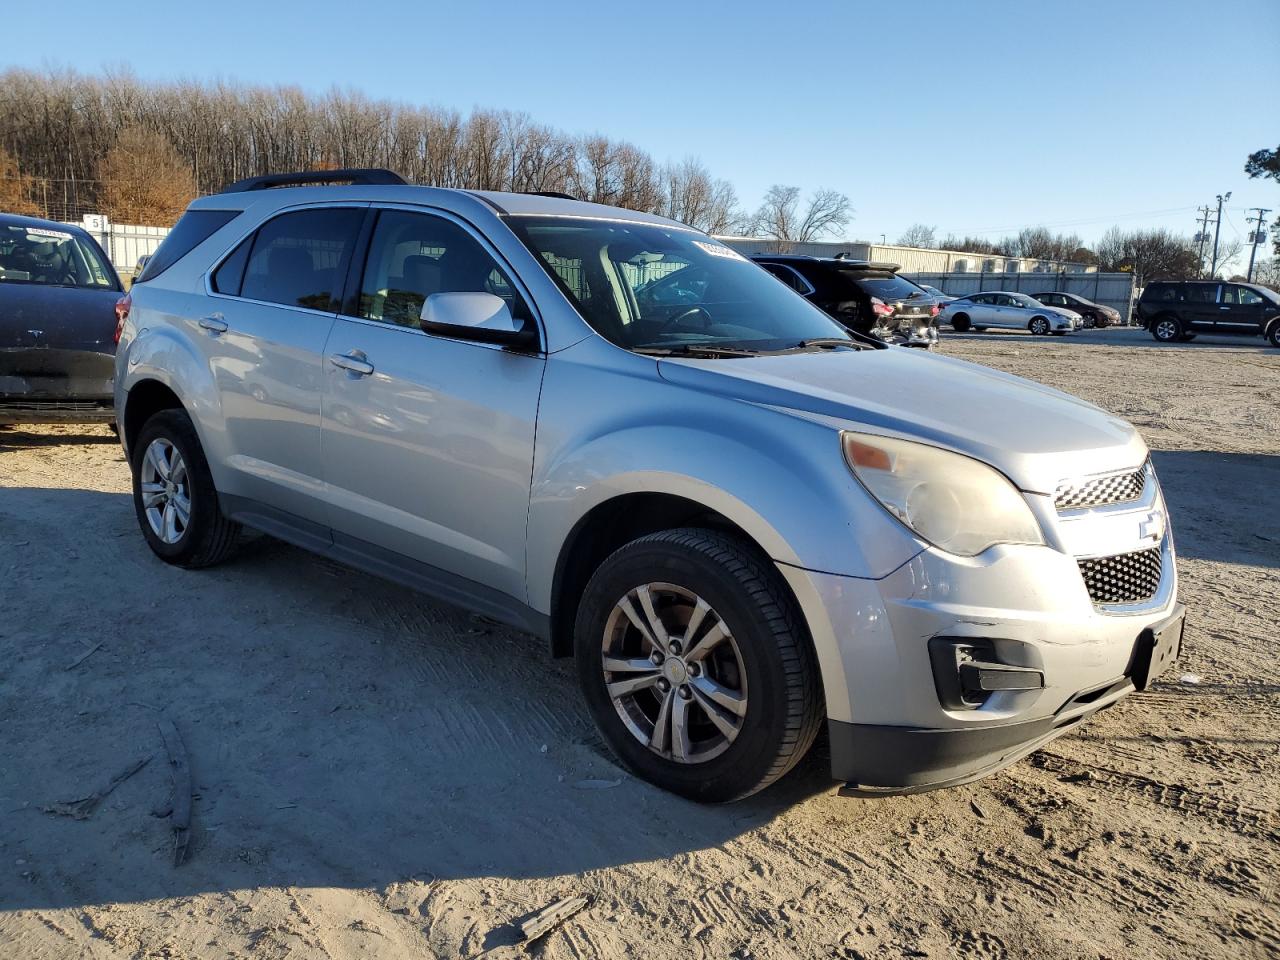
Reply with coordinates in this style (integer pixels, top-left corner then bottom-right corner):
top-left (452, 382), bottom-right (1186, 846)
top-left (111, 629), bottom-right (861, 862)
top-left (1129, 604), bottom-right (1186, 691)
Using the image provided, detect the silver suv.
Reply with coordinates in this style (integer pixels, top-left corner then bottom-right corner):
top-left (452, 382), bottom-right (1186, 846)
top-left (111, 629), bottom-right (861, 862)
top-left (116, 170), bottom-right (1184, 801)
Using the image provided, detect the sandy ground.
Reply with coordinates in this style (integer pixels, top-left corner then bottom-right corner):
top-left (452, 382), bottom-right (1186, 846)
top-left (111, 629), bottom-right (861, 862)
top-left (1, 327), bottom-right (1277, 959)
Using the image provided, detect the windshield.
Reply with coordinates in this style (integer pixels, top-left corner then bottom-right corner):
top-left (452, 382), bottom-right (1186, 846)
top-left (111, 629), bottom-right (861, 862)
top-left (838, 270), bottom-right (926, 301)
top-left (506, 216), bottom-right (851, 352)
top-left (0, 223), bottom-right (118, 290)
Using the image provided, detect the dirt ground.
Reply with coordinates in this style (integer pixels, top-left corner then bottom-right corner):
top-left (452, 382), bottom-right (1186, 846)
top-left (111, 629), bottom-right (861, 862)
top-left (1, 327), bottom-right (1277, 960)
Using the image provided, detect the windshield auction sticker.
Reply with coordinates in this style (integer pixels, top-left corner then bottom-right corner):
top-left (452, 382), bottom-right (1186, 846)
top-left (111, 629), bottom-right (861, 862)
top-left (24, 228), bottom-right (75, 241)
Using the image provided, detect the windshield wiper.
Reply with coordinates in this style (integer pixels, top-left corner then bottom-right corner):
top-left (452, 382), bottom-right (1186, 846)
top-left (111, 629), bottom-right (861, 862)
top-left (790, 338), bottom-right (864, 351)
top-left (632, 344), bottom-right (762, 358)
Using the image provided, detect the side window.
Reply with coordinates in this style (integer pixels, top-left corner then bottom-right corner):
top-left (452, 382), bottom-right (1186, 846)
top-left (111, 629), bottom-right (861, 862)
top-left (1184, 284), bottom-right (1218, 304)
top-left (240, 208), bottom-right (364, 311)
top-left (761, 263), bottom-right (808, 293)
top-left (356, 209), bottom-right (527, 328)
top-left (212, 236), bottom-right (251, 295)
top-left (1223, 285), bottom-right (1263, 305)
top-left (1147, 285), bottom-right (1177, 302)
top-left (139, 209), bottom-right (240, 283)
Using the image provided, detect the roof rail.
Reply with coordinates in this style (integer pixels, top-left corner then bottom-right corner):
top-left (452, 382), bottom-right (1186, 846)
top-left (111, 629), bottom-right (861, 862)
top-left (523, 190), bottom-right (579, 201)
top-left (218, 168), bottom-right (407, 194)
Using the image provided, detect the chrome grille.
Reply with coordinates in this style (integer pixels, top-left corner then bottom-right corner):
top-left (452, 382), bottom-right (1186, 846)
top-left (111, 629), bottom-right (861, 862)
top-left (1078, 547), bottom-right (1162, 604)
top-left (1055, 463), bottom-right (1147, 511)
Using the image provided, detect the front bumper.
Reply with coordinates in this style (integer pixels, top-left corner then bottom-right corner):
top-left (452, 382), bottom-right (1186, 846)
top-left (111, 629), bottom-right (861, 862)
top-left (779, 525), bottom-right (1181, 794)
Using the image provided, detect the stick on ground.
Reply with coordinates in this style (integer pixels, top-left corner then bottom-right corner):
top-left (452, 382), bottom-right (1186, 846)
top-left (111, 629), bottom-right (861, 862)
top-left (156, 717), bottom-right (193, 866)
top-left (520, 896), bottom-right (590, 943)
top-left (41, 755), bottom-right (151, 820)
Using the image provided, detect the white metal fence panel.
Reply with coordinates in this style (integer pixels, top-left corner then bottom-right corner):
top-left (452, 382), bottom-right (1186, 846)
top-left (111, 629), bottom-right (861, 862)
top-left (62, 215), bottom-right (171, 275)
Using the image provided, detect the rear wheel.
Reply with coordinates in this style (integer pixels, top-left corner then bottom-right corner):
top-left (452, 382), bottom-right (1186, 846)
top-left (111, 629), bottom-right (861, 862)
top-left (131, 409), bottom-right (240, 568)
top-left (951, 313), bottom-right (972, 332)
top-left (1151, 315), bottom-right (1182, 343)
top-left (1029, 316), bottom-right (1051, 336)
top-left (1267, 323), bottom-right (1280, 348)
top-left (575, 528), bottom-right (822, 802)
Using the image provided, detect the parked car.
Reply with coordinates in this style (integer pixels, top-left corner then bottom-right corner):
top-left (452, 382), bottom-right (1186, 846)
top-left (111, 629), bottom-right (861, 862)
top-left (0, 212), bottom-right (123, 424)
top-left (1030, 291), bottom-right (1120, 328)
top-left (130, 254), bottom-right (151, 288)
top-left (115, 169), bottom-right (1183, 801)
top-left (940, 291), bottom-right (1081, 335)
top-left (919, 283), bottom-right (955, 302)
top-left (1135, 280), bottom-right (1280, 347)
top-left (750, 255), bottom-right (941, 348)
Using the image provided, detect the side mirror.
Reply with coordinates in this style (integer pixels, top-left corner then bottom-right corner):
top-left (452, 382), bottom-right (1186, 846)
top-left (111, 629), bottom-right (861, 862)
top-left (419, 292), bottom-right (539, 350)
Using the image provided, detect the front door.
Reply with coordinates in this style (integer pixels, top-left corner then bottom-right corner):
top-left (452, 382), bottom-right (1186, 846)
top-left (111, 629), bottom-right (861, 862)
top-left (199, 205), bottom-right (366, 523)
top-left (320, 207), bottom-right (546, 601)
top-left (1219, 284), bottom-right (1266, 334)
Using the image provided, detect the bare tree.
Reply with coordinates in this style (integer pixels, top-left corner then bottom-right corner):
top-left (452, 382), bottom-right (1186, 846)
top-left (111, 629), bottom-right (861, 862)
top-left (896, 223), bottom-right (936, 248)
top-left (751, 185), bottom-right (852, 243)
top-left (660, 158), bottom-right (742, 234)
top-left (0, 147), bottom-right (41, 215)
top-left (97, 126), bottom-right (197, 225)
top-left (1095, 227), bottom-right (1200, 284)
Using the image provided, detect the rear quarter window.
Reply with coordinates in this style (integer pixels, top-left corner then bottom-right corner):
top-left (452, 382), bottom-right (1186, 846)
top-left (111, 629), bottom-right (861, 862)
top-left (138, 209), bottom-right (242, 283)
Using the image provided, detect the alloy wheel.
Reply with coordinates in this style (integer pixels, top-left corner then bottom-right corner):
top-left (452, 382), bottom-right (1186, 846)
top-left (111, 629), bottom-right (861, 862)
top-left (139, 437), bottom-right (191, 544)
top-left (601, 583), bottom-right (748, 764)
top-left (1155, 319), bottom-right (1178, 341)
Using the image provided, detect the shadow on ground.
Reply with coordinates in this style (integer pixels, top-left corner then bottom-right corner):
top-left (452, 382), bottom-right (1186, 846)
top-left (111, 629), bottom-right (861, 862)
top-left (1152, 450), bottom-right (1280, 569)
top-left (0, 486), bottom-right (835, 914)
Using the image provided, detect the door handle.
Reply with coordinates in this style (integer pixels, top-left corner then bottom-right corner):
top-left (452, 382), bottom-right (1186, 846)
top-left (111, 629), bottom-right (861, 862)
top-left (1219, 306), bottom-right (1231, 310)
top-left (198, 316), bottom-right (228, 334)
top-left (329, 351), bottom-right (375, 376)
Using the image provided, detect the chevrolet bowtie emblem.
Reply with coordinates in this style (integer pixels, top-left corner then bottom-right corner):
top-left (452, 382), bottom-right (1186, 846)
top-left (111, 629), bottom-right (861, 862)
top-left (1139, 512), bottom-right (1165, 543)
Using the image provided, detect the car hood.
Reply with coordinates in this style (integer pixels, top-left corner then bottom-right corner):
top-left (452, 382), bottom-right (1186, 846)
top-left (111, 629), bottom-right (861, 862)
top-left (658, 347), bottom-right (1147, 494)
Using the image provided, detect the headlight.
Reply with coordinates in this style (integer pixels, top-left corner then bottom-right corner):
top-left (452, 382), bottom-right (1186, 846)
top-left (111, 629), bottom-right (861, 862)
top-left (841, 432), bottom-right (1044, 556)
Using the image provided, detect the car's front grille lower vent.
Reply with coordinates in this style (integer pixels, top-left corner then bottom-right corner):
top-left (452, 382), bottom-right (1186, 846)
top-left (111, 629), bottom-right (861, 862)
top-left (1078, 547), bottom-right (1163, 604)
top-left (1055, 463), bottom-right (1148, 511)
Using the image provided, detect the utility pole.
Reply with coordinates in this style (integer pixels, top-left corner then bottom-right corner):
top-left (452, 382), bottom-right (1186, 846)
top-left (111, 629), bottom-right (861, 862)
top-left (1194, 206), bottom-right (1213, 277)
top-left (1245, 207), bottom-right (1272, 282)
top-left (1209, 191), bottom-right (1231, 278)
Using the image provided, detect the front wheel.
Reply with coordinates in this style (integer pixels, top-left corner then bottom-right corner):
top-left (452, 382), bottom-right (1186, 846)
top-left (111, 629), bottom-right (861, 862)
top-left (1029, 316), bottom-right (1051, 336)
top-left (575, 529), bottom-right (822, 802)
top-left (131, 409), bottom-right (240, 568)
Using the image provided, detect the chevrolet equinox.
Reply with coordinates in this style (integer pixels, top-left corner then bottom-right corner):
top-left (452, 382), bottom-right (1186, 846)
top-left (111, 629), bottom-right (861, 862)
top-left (115, 169), bottom-right (1185, 801)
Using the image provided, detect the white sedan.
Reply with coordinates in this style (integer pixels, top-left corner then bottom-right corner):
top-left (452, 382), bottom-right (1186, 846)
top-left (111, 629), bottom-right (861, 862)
top-left (940, 291), bottom-right (1081, 335)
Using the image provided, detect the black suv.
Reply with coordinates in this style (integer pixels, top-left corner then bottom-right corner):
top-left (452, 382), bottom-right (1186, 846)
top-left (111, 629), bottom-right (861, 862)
top-left (1135, 280), bottom-right (1280, 347)
top-left (751, 255), bottom-right (940, 347)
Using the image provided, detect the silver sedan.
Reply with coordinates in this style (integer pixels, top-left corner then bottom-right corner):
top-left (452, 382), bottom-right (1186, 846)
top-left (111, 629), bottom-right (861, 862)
top-left (941, 291), bottom-right (1081, 334)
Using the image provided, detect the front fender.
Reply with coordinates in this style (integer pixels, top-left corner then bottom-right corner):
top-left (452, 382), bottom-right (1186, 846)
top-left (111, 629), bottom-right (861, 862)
top-left (525, 343), bottom-right (922, 615)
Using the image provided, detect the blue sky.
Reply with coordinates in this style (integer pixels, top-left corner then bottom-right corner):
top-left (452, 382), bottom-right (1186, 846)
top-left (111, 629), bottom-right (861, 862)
top-left (4, 0), bottom-right (1277, 253)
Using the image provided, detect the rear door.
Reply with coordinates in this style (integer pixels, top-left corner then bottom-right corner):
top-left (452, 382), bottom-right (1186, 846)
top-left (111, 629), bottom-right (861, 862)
top-left (199, 205), bottom-right (366, 524)
top-left (320, 206), bottom-right (546, 600)
top-left (968, 294), bottom-right (996, 325)
top-left (1181, 283), bottom-right (1220, 331)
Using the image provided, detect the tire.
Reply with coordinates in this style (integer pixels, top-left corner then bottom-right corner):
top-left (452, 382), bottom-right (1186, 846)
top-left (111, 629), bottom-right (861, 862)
top-left (1151, 315), bottom-right (1182, 343)
top-left (574, 528), bottom-right (822, 803)
top-left (1267, 323), bottom-right (1280, 349)
top-left (131, 409), bottom-right (240, 568)
top-left (1029, 316), bottom-right (1051, 336)
top-left (950, 313), bottom-right (972, 332)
